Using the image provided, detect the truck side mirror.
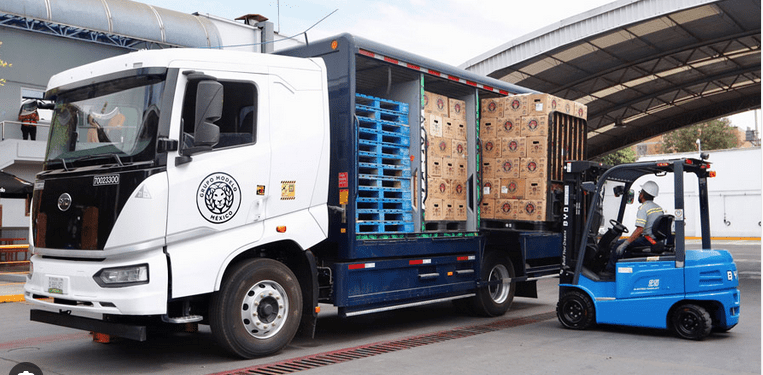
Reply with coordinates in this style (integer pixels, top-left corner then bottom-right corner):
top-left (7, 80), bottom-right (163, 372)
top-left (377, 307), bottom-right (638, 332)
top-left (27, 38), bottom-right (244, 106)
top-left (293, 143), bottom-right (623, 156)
top-left (194, 80), bottom-right (222, 147)
top-left (176, 80), bottom-right (223, 166)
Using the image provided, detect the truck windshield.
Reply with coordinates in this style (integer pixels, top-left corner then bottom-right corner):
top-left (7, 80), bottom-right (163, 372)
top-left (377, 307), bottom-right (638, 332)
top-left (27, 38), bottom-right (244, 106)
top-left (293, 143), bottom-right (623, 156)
top-left (44, 74), bottom-right (166, 169)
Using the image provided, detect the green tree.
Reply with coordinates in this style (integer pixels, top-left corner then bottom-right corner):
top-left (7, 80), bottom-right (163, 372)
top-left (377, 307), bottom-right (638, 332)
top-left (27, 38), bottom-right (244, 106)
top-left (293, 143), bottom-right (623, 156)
top-left (661, 118), bottom-right (739, 153)
top-left (0, 41), bottom-right (9, 86)
top-left (597, 147), bottom-right (636, 165)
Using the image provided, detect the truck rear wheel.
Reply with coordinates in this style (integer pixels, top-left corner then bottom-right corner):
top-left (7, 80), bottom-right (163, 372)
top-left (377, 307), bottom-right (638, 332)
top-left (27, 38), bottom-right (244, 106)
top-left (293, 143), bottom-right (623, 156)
top-left (557, 290), bottom-right (595, 330)
top-left (472, 252), bottom-right (515, 317)
top-left (671, 303), bottom-right (712, 340)
top-left (210, 258), bottom-right (302, 358)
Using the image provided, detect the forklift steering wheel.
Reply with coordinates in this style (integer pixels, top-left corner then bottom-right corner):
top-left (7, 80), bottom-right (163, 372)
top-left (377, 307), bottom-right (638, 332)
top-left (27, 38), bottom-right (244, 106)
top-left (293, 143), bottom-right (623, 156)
top-left (609, 219), bottom-right (629, 234)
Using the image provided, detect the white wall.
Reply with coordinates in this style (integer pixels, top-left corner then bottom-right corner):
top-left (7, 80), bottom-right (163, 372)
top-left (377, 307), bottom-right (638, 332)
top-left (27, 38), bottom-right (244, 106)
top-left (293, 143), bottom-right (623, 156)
top-left (627, 148), bottom-right (762, 238)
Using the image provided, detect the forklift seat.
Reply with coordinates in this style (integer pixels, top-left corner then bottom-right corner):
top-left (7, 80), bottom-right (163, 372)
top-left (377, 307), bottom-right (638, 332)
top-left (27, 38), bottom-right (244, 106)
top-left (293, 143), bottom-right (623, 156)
top-left (629, 214), bottom-right (675, 255)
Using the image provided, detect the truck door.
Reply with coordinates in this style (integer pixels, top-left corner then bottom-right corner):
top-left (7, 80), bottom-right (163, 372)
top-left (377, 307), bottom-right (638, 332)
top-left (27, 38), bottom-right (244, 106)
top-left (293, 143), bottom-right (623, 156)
top-left (165, 70), bottom-right (271, 299)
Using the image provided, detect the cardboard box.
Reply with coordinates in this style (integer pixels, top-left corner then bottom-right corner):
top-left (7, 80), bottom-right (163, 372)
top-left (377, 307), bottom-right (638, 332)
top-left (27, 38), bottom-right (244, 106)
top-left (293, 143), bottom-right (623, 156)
top-left (454, 201), bottom-right (467, 221)
top-left (557, 98), bottom-right (573, 115)
top-left (429, 178), bottom-right (449, 199)
top-left (501, 137), bottom-right (526, 158)
top-left (442, 117), bottom-right (454, 138)
top-left (525, 179), bottom-right (547, 200)
top-left (520, 157), bottom-right (547, 179)
top-left (455, 161), bottom-right (467, 180)
top-left (482, 158), bottom-right (497, 178)
top-left (574, 102), bottom-right (588, 120)
top-left (482, 178), bottom-right (501, 199)
top-left (427, 113), bottom-right (443, 137)
top-left (520, 116), bottom-right (548, 137)
top-left (504, 95), bottom-right (528, 116)
top-left (481, 199), bottom-right (495, 219)
top-left (443, 158), bottom-right (456, 179)
top-left (449, 98), bottom-right (467, 120)
top-left (516, 199), bottom-right (545, 222)
top-left (426, 198), bottom-right (445, 221)
top-left (444, 199), bottom-right (457, 221)
top-left (482, 136), bottom-right (501, 159)
top-left (480, 118), bottom-right (498, 138)
top-left (500, 178), bottom-right (525, 199)
top-left (454, 120), bottom-right (467, 140)
top-left (497, 117), bottom-right (521, 137)
top-left (494, 199), bottom-right (518, 220)
top-left (429, 137), bottom-right (452, 158)
top-left (495, 158), bottom-right (521, 178)
top-left (451, 179), bottom-right (467, 201)
top-left (551, 96), bottom-right (572, 115)
top-left (424, 91), bottom-right (448, 117)
top-left (481, 97), bottom-right (503, 118)
top-left (527, 94), bottom-right (553, 115)
top-left (452, 139), bottom-right (468, 159)
top-left (526, 136), bottom-right (547, 157)
top-left (428, 156), bottom-right (443, 177)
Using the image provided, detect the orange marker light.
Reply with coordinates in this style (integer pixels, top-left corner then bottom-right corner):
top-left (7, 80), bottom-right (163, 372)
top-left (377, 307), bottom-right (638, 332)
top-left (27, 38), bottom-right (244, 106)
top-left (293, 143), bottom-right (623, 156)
top-left (276, 226), bottom-right (287, 233)
top-left (331, 40), bottom-right (339, 50)
top-left (709, 171), bottom-right (717, 178)
top-left (315, 306), bottom-right (321, 313)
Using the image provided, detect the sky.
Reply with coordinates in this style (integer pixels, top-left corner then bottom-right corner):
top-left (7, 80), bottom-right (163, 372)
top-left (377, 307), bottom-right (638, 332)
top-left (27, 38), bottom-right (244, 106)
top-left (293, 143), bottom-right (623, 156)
top-left (136, 0), bottom-right (760, 132)
top-left (135, 0), bottom-right (616, 66)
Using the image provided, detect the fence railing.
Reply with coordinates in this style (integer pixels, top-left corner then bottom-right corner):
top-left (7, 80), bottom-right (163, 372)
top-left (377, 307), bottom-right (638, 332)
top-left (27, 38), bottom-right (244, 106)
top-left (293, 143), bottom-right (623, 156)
top-left (0, 120), bottom-right (51, 141)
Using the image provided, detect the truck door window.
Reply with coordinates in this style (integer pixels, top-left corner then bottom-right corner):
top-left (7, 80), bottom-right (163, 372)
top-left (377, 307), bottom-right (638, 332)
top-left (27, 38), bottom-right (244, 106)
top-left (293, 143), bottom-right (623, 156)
top-left (182, 80), bottom-right (257, 149)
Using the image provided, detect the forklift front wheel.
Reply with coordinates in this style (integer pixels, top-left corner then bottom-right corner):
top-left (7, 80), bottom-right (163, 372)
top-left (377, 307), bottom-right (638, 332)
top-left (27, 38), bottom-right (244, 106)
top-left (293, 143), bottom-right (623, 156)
top-left (557, 290), bottom-right (596, 330)
top-left (671, 303), bottom-right (712, 340)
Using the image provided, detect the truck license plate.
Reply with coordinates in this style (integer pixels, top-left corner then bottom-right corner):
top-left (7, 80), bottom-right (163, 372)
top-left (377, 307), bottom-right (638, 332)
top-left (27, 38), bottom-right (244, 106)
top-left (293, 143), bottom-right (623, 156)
top-left (47, 276), bottom-right (68, 295)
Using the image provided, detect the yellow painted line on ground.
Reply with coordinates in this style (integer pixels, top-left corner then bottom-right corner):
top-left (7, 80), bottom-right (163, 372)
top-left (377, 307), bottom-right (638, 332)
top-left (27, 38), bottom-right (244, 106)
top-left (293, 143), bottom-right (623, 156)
top-left (0, 294), bottom-right (24, 303)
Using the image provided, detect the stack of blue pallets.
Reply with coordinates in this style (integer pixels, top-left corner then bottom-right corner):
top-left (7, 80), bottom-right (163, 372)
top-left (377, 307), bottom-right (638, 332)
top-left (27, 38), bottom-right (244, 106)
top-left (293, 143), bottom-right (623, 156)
top-left (355, 93), bottom-right (413, 234)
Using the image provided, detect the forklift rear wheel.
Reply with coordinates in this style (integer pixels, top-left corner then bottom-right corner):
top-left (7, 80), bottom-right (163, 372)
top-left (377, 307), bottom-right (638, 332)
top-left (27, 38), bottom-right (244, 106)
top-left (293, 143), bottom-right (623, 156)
top-left (671, 303), bottom-right (712, 340)
top-left (210, 258), bottom-right (303, 358)
top-left (557, 290), bottom-right (595, 330)
top-left (473, 252), bottom-right (515, 317)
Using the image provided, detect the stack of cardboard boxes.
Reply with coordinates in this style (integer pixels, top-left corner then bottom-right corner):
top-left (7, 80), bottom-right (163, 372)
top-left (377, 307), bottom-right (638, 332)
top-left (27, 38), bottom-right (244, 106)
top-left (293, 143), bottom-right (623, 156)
top-left (480, 93), bottom-right (587, 222)
top-left (424, 91), bottom-right (468, 222)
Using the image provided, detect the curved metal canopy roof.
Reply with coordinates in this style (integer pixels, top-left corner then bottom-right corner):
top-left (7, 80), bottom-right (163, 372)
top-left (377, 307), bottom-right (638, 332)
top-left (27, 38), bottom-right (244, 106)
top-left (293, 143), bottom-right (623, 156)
top-left (464, 0), bottom-right (761, 158)
top-left (0, 0), bottom-right (224, 49)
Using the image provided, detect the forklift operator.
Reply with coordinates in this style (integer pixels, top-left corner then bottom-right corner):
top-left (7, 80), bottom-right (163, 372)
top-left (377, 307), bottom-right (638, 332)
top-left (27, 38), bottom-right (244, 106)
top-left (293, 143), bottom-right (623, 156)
top-left (604, 181), bottom-right (664, 274)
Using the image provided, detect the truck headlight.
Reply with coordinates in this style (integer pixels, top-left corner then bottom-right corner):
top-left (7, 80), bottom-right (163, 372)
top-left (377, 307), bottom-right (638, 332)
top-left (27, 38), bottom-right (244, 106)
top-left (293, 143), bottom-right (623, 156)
top-left (94, 264), bottom-right (149, 287)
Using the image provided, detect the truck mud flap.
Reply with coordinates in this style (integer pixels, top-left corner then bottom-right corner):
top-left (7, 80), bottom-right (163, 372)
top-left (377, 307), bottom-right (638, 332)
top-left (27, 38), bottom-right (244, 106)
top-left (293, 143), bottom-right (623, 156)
top-left (30, 309), bottom-right (147, 341)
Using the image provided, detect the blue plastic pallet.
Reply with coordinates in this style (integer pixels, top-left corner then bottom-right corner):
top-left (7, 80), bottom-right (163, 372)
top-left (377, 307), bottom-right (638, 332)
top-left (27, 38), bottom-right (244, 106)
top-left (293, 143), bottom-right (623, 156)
top-left (357, 210), bottom-right (414, 223)
top-left (356, 198), bottom-right (412, 212)
top-left (357, 187), bottom-right (412, 201)
top-left (358, 128), bottom-right (411, 147)
top-left (358, 175), bottom-right (411, 189)
top-left (355, 105), bottom-right (409, 125)
top-left (358, 117), bottom-right (410, 136)
top-left (358, 156), bottom-right (411, 169)
top-left (356, 93), bottom-right (410, 114)
top-left (356, 221), bottom-right (415, 234)
top-left (358, 165), bottom-right (412, 179)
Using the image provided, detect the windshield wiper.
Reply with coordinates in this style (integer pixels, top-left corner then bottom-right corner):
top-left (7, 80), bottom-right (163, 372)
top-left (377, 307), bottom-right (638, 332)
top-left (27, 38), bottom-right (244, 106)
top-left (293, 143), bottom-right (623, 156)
top-left (71, 154), bottom-right (125, 167)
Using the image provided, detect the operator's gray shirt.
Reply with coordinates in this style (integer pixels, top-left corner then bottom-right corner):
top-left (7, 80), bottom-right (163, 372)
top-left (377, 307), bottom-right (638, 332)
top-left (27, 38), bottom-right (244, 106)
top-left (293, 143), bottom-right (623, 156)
top-left (635, 200), bottom-right (664, 237)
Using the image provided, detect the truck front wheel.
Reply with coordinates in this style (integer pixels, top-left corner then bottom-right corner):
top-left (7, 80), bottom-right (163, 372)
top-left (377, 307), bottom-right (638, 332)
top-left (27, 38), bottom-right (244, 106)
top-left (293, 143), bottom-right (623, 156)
top-left (210, 258), bottom-right (302, 358)
top-left (472, 252), bottom-right (515, 317)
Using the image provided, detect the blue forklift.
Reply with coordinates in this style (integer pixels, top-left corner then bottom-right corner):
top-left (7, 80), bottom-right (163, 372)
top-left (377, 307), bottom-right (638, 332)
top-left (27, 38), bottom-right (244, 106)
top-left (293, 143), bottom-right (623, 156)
top-left (557, 156), bottom-right (740, 339)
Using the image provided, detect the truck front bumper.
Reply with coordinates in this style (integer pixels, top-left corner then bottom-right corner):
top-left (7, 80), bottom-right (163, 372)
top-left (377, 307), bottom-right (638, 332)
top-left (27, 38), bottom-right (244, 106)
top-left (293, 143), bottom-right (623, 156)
top-left (24, 249), bottom-right (168, 317)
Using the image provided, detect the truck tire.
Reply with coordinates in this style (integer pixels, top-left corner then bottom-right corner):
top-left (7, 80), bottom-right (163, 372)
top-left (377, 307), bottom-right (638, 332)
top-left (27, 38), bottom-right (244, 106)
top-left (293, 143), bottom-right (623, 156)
top-left (210, 258), bottom-right (302, 358)
top-left (671, 303), bottom-right (712, 340)
top-left (472, 252), bottom-right (515, 317)
top-left (557, 290), bottom-right (595, 330)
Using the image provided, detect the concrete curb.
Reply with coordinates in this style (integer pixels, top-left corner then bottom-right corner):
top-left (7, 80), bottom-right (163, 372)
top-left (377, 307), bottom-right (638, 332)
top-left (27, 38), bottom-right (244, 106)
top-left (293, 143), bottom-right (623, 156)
top-left (0, 273), bottom-right (27, 282)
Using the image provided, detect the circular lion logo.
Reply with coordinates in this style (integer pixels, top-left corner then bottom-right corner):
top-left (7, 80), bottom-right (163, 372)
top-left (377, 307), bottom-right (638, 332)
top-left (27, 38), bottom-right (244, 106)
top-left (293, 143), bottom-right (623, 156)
top-left (197, 172), bottom-right (241, 224)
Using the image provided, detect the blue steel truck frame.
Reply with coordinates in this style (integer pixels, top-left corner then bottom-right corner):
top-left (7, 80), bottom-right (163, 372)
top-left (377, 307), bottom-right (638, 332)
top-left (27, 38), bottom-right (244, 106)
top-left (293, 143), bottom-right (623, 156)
top-left (277, 34), bottom-right (583, 322)
top-left (557, 157), bottom-right (740, 339)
